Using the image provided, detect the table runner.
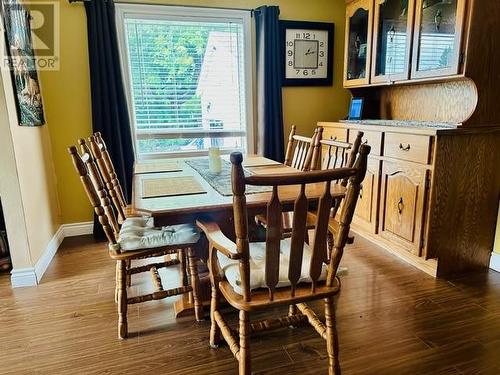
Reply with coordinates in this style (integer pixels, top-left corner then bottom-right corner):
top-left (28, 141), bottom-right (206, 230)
top-left (185, 158), bottom-right (272, 196)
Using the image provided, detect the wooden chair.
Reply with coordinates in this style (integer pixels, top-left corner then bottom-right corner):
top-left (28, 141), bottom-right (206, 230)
top-left (68, 145), bottom-right (204, 339)
top-left (255, 126), bottom-right (322, 233)
top-left (284, 126), bottom-right (323, 171)
top-left (322, 131), bottom-right (364, 250)
top-left (197, 145), bottom-right (370, 374)
top-left (84, 134), bottom-right (189, 287)
top-left (256, 131), bottom-right (365, 242)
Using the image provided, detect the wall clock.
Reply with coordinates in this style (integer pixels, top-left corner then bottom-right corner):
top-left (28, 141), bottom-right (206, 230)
top-left (280, 20), bottom-right (335, 86)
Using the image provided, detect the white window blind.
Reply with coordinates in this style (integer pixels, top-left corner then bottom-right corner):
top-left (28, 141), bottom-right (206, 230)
top-left (116, 5), bottom-right (252, 158)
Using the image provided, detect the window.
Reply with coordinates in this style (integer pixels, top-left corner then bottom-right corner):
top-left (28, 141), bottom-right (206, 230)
top-left (115, 5), bottom-right (253, 158)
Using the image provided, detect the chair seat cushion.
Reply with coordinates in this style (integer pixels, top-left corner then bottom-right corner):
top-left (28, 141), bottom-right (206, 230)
top-left (118, 223), bottom-right (200, 251)
top-left (121, 216), bottom-right (154, 231)
top-left (217, 238), bottom-right (346, 296)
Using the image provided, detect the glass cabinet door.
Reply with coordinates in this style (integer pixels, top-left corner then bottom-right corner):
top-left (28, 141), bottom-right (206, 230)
top-left (412, 0), bottom-right (466, 79)
top-left (344, 0), bottom-right (373, 87)
top-left (372, 0), bottom-right (415, 83)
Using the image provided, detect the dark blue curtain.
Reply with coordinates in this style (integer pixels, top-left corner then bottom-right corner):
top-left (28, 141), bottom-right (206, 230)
top-left (84, 0), bottom-right (134, 237)
top-left (255, 6), bottom-right (285, 162)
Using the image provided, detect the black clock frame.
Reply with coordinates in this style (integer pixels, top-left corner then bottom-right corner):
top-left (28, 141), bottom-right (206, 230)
top-left (280, 20), bottom-right (335, 87)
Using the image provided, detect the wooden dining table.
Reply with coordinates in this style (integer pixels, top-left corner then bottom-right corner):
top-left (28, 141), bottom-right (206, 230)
top-left (132, 154), bottom-right (346, 317)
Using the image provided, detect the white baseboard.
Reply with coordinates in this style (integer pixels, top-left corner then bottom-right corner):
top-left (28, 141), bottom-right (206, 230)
top-left (61, 221), bottom-right (93, 237)
top-left (490, 252), bottom-right (500, 272)
top-left (11, 268), bottom-right (37, 288)
top-left (33, 225), bottom-right (65, 283)
top-left (10, 221), bottom-right (94, 288)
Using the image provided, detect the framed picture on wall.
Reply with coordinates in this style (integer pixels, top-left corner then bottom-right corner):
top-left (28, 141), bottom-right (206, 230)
top-left (1, 0), bottom-right (45, 126)
top-left (280, 20), bottom-right (334, 87)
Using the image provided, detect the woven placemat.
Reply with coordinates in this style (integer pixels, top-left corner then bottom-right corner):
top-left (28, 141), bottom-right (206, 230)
top-left (135, 160), bottom-right (182, 174)
top-left (242, 156), bottom-right (281, 168)
top-left (142, 176), bottom-right (206, 198)
top-left (185, 158), bottom-right (272, 196)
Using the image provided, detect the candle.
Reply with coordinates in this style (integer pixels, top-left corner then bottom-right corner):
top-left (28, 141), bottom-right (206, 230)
top-left (208, 147), bottom-right (222, 174)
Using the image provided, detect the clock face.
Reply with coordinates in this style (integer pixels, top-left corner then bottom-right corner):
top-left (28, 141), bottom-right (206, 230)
top-left (285, 28), bottom-right (329, 79)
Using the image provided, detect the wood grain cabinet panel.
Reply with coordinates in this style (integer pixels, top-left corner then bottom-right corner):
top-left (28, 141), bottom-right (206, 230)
top-left (379, 161), bottom-right (429, 255)
top-left (384, 133), bottom-right (431, 164)
top-left (352, 158), bottom-right (380, 233)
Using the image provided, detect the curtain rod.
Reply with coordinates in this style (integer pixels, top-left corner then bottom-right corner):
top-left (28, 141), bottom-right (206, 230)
top-left (68, 0), bottom-right (258, 13)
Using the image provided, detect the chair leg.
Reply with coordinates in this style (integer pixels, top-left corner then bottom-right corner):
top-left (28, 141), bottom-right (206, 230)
top-left (187, 248), bottom-right (204, 322)
top-left (239, 310), bottom-right (251, 375)
top-left (209, 279), bottom-right (222, 348)
top-left (125, 260), bottom-right (132, 287)
top-left (325, 297), bottom-right (340, 375)
top-left (115, 262), bottom-right (119, 303)
top-left (288, 304), bottom-right (298, 328)
top-left (117, 260), bottom-right (128, 339)
top-left (178, 249), bottom-right (188, 287)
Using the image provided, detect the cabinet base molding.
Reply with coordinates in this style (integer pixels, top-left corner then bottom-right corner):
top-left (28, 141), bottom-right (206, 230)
top-left (351, 226), bottom-right (438, 277)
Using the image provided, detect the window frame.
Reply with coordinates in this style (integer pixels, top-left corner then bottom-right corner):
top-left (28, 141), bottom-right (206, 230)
top-left (115, 4), bottom-right (255, 159)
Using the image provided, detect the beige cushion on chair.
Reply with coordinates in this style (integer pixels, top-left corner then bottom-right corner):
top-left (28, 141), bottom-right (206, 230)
top-left (217, 238), bottom-right (347, 296)
top-left (118, 223), bottom-right (200, 251)
top-left (121, 216), bottom-right (155, 230)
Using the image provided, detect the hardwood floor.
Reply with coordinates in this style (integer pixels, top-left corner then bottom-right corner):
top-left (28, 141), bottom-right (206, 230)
top-left (1, 235), bottom-right (500, 374)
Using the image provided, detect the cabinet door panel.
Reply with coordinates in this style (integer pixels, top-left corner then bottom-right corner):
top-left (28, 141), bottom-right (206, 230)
top-left (372, 0), bottom-right (415, 83)
top-left (380, 161), bottom-right (428, 255)
top-left (344, 0), bottom-right (374, 87)
top-left (353, 158), bottom-right (380, 233)
top-left (411, 0), bottom-right (467, 79)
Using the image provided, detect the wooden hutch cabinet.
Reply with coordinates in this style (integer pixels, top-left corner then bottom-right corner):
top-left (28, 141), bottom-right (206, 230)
top-left (326, 0), bottom-right (500, 277)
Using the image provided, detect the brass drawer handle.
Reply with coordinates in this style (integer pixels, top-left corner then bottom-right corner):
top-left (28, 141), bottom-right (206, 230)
top-left (399, 143), bottom-right (411, 151)
top-left (359, 185), bottom-right (363, 199)
top-left (397, 197), bottom-right (404, 214)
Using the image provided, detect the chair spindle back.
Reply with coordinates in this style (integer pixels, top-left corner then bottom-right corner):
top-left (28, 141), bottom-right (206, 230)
top-left (68, 146), bottom-right (120, 249)
top-left (230, 144), bottom-right (370, 302)
top-left (284, 126), bottom-right (323, 171)
top-left (88, 133), bottom-right (127, 222)
top-left (320, 132), bottom-right (364, 176)
top-left (78, 139), bottom-right (120, 236)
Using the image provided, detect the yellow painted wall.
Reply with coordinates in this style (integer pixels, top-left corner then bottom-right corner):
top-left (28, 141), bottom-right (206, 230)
top-left (40, 0), bottom-right (350, 224)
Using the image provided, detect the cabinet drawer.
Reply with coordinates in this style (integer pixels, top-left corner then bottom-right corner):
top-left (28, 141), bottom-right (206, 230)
top-left (349, 130), bottom-right (382, 156)
top-left (384, 133), bottom-right (431, 164)
top-left (322, 127), bottom-right (348, 142)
